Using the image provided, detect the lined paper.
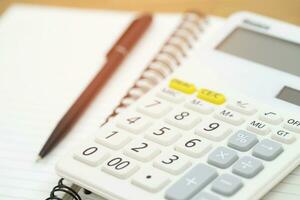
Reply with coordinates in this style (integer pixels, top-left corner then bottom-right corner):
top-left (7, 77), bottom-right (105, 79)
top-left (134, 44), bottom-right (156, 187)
top-left (0, 4), bottom-right (181, 199)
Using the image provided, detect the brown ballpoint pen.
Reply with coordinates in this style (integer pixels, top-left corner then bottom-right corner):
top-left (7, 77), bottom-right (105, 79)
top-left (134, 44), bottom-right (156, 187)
top-left (37, 14), bottom-right (153, 159)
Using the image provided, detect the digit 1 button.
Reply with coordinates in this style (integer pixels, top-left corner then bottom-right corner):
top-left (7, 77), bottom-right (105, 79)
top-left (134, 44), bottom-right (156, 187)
top-left (153, 151), bottom-right (192, 175)
top-left (169, 78), bottom-right (196, 94)
top-left (175, 135), bottom-right (211, 158)
top-left (132, 167), bottom-right (170, 192)
top-left (102, 154), bottom-right (139, 179)
top-left (197, 88), bottom-right (226, 105)
top-left (73, 143), bottom-right (109, 166)
top-left (95, 128), bottom-right (131, 150)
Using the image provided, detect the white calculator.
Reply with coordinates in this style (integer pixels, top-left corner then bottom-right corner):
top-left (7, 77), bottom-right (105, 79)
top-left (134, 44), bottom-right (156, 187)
top-left (56, 12), bottom-right (300, 200)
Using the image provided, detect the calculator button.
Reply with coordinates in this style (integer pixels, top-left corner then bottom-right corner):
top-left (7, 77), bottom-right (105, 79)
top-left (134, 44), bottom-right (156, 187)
top-left (175, 135), bottom-right (211, 158)
top-left (252, 139), bottom-right (283, 161)
top-left (123, 139), bottom-right (160, 162)
top-left (259, 111), bottom-right (283, 125)
top-left (169, 78), bottom-right (196, 94)
top-left (214, 109), bottom-right (245, 126)
top-left (165, 109), bottom-right (201, 130)
top-left (195, 120), bottom-right (232, 141)
top-left (95, 129), bottom-right (131, 150)
top-left (132, 167), bottom-right (170, 192)
top-left (157, 87), bottom-right (185, 103)
top-left (271, 129), bottom-right (296, 144)
top-left (246, 120), bottom-right (271, 135)
top-left (191, 192), bottom-right (220, 200)
top-left (211, 174), bottom-right (243, 196)
top-left (165, 164), bottom-right (218, 200)
top-left (207, 147), bottom-right (238, 169)
top-left (102, 155), bottom-right (139, 179)
top-left (73, 143), bottom-right (109, 166)
top-left (283, 118), bottom-right (300, 133)
top-left (184, 98), bottom-right (214, 114)
top-left (197, 88), bottom-right (226, 105)
top-left (137, 98), bottom-right (172, 118)
top-left (226, 100), bottom-right (257, 115)
top-left (116, 112), bottom-right (151, 134)
top-left (232, 156), bottom-right (264, 178)
top-left (227, 130), bottom-right (258, 152)
top-left (145, 123), bottom-right (181, 146)
top-left (153, 151), bottom-right (191, 175)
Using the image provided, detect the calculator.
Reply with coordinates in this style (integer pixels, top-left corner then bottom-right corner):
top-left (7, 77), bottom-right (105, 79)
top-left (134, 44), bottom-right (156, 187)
top-left (56, 12), bottom-right (300, 200)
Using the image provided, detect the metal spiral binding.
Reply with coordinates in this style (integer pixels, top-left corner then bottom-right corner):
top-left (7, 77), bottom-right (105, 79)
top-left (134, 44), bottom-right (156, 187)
top-left (46, 178), bottom-right (81, 200)
top-left (103, 11), bottom-right (207, 125)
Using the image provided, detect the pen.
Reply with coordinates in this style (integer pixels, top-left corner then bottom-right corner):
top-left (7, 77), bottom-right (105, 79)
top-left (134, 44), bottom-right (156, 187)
top-left (38, 14), bottom-right (153, 159)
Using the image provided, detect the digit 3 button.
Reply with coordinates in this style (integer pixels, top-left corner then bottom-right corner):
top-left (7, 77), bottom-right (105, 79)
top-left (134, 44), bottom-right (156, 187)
top-left (132, 167), bottom-right (170, 192)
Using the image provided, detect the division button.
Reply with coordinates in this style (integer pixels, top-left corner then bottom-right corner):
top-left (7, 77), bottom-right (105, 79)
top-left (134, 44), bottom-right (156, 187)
top-left (232, 156), bottom-right (264, 178)
top-left (165, 164), bottom-right (218, 200)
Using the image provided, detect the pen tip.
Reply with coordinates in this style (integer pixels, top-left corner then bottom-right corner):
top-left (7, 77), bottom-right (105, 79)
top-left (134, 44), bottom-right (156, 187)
top-left (35, 155), bottom-right (42, 162)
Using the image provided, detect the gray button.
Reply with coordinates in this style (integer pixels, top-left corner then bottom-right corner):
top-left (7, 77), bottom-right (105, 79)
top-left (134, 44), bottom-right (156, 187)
top-left (191, 192), bottom-right (220, 200)
top-left (232, 156), bottom-right (264, 178)
top-left (252, 139), bottom-right (283, 161)
top-left (211, 174), bottom-right (243, 196)
top-left (228, 130), bottom-right (258, 151)
top-left (165, 164), bottom-right (218, 200)
top-left (208, 147), bottom-right (238, 169)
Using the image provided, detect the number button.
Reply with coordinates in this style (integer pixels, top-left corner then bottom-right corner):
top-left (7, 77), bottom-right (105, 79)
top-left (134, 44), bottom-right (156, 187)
top-left (73, 143), bottom-right (109, 166)
top-left (132, 167), bottom-right (170, 192)
top-left (102, 155), bottom-right (139, 179)
top-left (195, 119), bottom-right (232, 141)
top-left (145, 123), bottom-right (181, 146)
top-left (123, 139), bottom-right (160, 162)
top-left (175, 135), bottom-right (211, 158)
top-left (271, 129), bottom-right (296, 144)
top-left (95, 128), bottom-right (131, 150)
top-left (153, 151), bottom-right (192, 175)
top-left (116, 112), bottom-right (151, 134)
top-left (137, 98), bottom-right (172, 118)
top-left (165, 109), bottom-right (201, 130)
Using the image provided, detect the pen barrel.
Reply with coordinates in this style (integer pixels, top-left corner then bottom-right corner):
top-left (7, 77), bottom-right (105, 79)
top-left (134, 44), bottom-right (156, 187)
top-left (107, 14), bottom-right (152, 59)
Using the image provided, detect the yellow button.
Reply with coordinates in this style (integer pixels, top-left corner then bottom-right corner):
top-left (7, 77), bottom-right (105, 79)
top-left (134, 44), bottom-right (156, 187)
top-left (197, 88), bottom-right (226, 105)
top-left (169, 79), bottom-right (196, 94)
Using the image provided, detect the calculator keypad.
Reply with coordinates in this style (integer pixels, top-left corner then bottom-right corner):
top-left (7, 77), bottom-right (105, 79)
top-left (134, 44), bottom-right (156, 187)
top-left (67, 78), bottom-right (299, 200)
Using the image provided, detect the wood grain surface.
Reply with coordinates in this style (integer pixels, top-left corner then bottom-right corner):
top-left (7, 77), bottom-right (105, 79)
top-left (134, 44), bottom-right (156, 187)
top-left (0, 0), bottom-right (299, 25)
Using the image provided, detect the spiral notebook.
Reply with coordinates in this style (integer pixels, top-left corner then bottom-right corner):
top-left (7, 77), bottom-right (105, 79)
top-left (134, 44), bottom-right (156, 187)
top-left (0, 4), bottom-right (299, 200)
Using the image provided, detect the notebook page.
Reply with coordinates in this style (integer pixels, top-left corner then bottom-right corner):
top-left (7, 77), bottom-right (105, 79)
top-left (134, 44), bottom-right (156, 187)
top-left (0, 4), bottom-right (181, 199)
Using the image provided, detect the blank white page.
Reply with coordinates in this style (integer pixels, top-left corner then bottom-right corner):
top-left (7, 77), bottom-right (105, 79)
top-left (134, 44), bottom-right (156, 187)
top-left (0, 4), bottom-right (181, 199)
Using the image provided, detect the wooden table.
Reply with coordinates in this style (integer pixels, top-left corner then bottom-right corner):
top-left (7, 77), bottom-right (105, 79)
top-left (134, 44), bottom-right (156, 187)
top-left (0, 0), bottom-right (300, 25)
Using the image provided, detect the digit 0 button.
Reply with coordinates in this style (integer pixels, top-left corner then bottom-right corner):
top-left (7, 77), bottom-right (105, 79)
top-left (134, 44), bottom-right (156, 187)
top-left (73, 143), bottom-right (109, 166)
top-left (169, 78), bottom-right (196, 94)
top-left (197, 88), bottom-right (226, 105)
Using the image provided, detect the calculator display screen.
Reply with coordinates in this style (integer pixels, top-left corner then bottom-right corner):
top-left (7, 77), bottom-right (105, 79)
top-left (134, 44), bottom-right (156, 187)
top-left (277, 86), bottom-right (300, 106)
top-left (216, 27), bottom-right (300, 77)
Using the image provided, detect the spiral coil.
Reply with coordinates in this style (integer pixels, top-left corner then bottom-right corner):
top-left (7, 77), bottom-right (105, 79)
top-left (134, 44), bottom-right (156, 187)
top-left (103, 11), bottom-right (207, 125)
top-left (46, 178), bottom-right (81, 200)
